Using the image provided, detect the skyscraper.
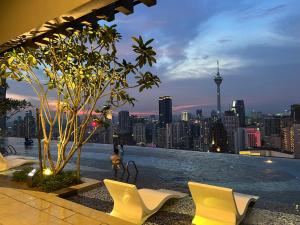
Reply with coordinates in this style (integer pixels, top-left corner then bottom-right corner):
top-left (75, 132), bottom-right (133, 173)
top-left (232, 100), bottom-right (245, 127)
top-left (291, 104), bottom-right (300, 124)
top-left (24, 110), bottom-right (35, 138)
top-left (133, 123), bottom-right (146, 144)
top-left (159, 96), bottom-right (172, 127)
top-left (222, 110), bottom-right (239, 152)
top-left (214, 61), bottom-right (223, 117)
top-left (118, 111), bottom-right (130, 134)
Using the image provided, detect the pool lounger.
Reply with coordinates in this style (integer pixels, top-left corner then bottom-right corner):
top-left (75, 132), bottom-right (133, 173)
top-left (188, 181), bottom-right (259, 225)
top-left (104, 179), bottom-right (187, 225)
top-left (0, 153), bottom-right (37, 172)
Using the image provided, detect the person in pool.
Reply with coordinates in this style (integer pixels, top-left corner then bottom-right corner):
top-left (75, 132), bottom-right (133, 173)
top-left (110, 144), bottom-right (121, 176)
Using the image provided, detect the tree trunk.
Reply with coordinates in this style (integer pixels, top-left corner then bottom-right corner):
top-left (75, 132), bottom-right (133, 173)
top-left (76, 147), bottom-right (82, 182)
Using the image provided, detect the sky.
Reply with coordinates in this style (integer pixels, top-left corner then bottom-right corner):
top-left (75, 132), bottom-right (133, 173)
top-left (7, 0), bottom-right (300, 116)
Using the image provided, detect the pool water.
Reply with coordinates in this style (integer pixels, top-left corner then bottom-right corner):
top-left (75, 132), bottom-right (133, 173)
top-left (4, 137), bottom-right (300, 214)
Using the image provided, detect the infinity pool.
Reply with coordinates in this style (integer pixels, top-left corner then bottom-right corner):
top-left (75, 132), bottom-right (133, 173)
top-left (4, 137), bottom-right (300, 214)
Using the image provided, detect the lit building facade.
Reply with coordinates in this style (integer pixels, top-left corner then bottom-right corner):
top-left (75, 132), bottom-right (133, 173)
top-left (281, 124), bottom-right (300, 158)
top-left (245, 128), bottom-right (261, 148)
top-left (181, 111), bottom-right (189, 122)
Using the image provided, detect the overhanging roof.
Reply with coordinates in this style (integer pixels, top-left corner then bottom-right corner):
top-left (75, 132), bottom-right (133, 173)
top-left (0, 0), bottom-right (156, 54)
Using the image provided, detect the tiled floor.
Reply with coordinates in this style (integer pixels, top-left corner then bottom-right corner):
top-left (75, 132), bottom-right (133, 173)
top-left (0, 187), bottom-right (133, 225)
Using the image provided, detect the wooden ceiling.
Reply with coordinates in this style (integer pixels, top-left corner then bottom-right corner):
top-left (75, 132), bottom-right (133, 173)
top-left (0, 0), bottom-right (156, 54)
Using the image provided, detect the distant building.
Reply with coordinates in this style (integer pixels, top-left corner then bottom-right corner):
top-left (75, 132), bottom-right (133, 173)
top-left (133, 123), bottom-right (146, 144)
top-left (157, 124), bottom-right (172, 148)
top-left (293, 124), bottom-right (300, 158)
top-left (234, 127), bottom-right (246, 153)
top-left (13, 116), bottom-right (25, 137)
top-left (281, 124), bottom-right (300, 158)
top-left (232, 100), bottom-right (245, 127)
top-left (210, 120), bottom-right (228, 153)
top-left (245, 128), bottom-right (261, 148)
top-left (263, 115), bottom-right (281, 148)
top-left (222, 110), bottom-right (239, 152)
top-left (24, 110), bottom-right (35, 138)
top-left (291, 104), bottom-right (300, 124)
top-left (264, 116), bottom-right (281, 136)
top-left (159, 96), bottom-right (172, 127)
top-left (281, 126), bottom-right (292, 152)
top-left (172, 121), bottom-right (190, 149)
top-left (196, 109), bottom-right (202, 119)
top-left (118, 111), bottom-right (130, 134)
top-left (181, 111), bottom-right (189, 122)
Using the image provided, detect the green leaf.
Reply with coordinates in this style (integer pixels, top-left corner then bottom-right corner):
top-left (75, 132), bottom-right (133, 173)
top-left (7, 57), bottom-right (14, 65)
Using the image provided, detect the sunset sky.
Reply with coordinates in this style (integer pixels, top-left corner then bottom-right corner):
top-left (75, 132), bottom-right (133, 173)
top-left (7, 0), bottom-right (300, 116)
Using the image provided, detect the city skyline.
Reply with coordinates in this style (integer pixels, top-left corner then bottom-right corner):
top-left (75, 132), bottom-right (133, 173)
top-left (5, 0), bottom-right (300, 115)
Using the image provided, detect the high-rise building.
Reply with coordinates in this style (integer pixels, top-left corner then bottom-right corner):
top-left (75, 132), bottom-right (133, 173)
top-left (157, 124), bottom-right (172, 149)
top-left (24, 110), bottom-right (35, 138)
top-left (118, 111), bottom-right (130, 134)
top-left (263, 115), bottom-right (281, 148)
top-left (232, 100), bottom-right (245, 127)
top-left (281, 124), bottom-right (300, 158)
top-left (181, 111), bottom-right (189, 122)
top-left (222, 110), bottom-right (239, 152)
top-left (264, 116), bottom-right (281, 136)
top-left (214, 61), bottom-right (223, 117)
top-left (159, 96), bottom-right (172, 127)
top-left (292, 124), bottom-right (300, 158)
top-left (172, 121), bottom-right (190, 149)
top-left (0, 83), bottom-right (6, 135)
top-left (234, 128), bottom-right (246, 153)
top-left (291, 104), bottom-right (300, 124)
top-left (13, 116), bottom-right (25, 137)
top-left (133, 123), bottom-right (146, 144)
top-left (210, 120), bottom-right (228, 153)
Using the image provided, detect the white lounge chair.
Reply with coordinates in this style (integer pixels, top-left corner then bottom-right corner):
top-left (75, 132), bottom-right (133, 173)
top-left (0, 153), bottom-right (37, 172)
top-left (188, 182), bottom-right (258, 225)
top-left (104, 179), bottom-right (187, 225)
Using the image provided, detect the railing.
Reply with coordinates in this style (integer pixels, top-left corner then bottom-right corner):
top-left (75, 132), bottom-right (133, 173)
top-left (7, 145), bottom-right (17, 154)
top-left (125, 160), bottom-right (139, 177)
top-left (0, 145), bottom-right (17, 156)
top-left (114, 160), bottom-right (139, 183)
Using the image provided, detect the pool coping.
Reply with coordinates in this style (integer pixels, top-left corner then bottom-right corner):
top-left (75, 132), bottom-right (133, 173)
top-left (53, 177), bottom-right (101, 197)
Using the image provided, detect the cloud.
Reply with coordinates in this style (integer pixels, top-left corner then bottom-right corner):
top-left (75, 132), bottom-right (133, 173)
top-left (155, 0), bottom-right (299, 81)
top-left (241, 4), bottom-right (287, 20)
top-left (218, 39), bottom-right (233, 44)
top-left (6, 93), bottom-right (39, 101)
top-left (172, 104), bottom-right (208, 112)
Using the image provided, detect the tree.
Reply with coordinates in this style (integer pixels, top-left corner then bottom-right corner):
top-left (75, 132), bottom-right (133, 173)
top-left (0, 80), bottom-right (32, 136)
top-left (0, 98), bottom-right (32, 120)
top-left (0, 24), bottom-right (160, 176)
